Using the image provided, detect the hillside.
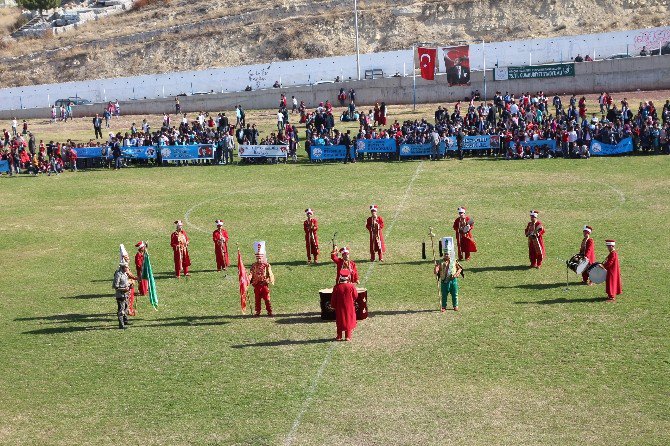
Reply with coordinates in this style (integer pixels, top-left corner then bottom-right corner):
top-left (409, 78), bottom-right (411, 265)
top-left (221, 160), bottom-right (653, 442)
top-left (0, 0), bottom-right (667, 88)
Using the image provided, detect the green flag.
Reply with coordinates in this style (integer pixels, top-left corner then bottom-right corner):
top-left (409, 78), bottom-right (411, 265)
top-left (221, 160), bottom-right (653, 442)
top-left (142, 250), bottom-right (158, 309)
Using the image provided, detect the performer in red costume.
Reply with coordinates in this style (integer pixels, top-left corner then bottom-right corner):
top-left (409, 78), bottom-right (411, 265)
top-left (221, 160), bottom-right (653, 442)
top-left (331, 246), bottom-right (359, 284)
top-left (600, 239), bottom-right (622, 302)
top-left (453, 207), bottom-right (477, 261)
top-left (579, 225), bottom-right (595, 284)
top-left (330, 269), bottom-right (358, 341)
top-left (134, 241), bottom-right (149, 296)
top-left (524, 210), bottom-right (545, 268)
top-left (303, 208), bottom-right (319, 264)
top-left (212, 219), bottom-right (230, 271)
top-left (366, 205), bottom-right (385, 261)
top-left (249, 241), bottom-right (275, 317)
top-left (170, 220), bottom-right (191, 278)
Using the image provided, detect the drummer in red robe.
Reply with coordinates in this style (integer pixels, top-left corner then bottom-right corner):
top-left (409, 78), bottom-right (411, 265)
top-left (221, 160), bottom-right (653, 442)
top-left (212, 219), bottom-right (230, 271)
top-left (134, 241), bottom-right (149, 296)
top-left (579, 225), bottom-right (595, 284)
top-left (330, 269), bottom-right (358, 341)
top-left (330, 246), bottom-right (359, 284)
top-left (304, 208), bottom-right (319, 264)
top-left (366, 205), bottom-right (385, 262)
top-left (599, 239), bottom-right (622, 302)
top-left (453, 207), bottom-right (477, 261)
top-left (249, 241), bottom-right (275, 317)
top-left (524, 210), bottom-right (546, 268)
top-left (170, 220), bottom-right (191, 278)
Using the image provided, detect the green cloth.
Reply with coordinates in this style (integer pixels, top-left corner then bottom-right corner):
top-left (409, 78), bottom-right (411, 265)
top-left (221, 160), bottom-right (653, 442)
top-left (440, 278), bottom-right (458, 309)
top-left (141, 250), bottom-right (158, 309)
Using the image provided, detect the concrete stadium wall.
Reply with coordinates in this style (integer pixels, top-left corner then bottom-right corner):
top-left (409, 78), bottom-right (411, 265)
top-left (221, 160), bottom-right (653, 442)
top-left (2, 55), bottom-right (668, 120)
top-left (1, 26), bottom-right (669, 112)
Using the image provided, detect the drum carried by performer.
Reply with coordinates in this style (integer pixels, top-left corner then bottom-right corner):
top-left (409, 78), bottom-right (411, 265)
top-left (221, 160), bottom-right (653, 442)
top-left (453, 207), bottom-right (477, 261)
top-left (170, 220), bottom-right (191, 278)
top-left (212, 219), bottom-right (230, 271)
top-left (304, 208), bottom-right (319, 264)
top-left (525, 210), bottom-right (545, 268)
top-left (366, 205), bottom-right (385, 262)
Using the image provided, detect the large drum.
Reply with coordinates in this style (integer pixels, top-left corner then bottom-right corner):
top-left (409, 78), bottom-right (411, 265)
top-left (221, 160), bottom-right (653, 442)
top-left (566, 254), bottom-right (590, 275)
top-left (587, 263), bottom-right (607, 284)
top-left (319, 287), bottom-right (369, 320)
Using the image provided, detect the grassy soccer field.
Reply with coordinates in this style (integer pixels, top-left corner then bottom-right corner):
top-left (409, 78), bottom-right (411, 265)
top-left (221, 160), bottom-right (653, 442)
top-left (1, 154), bottom-right (668, 446)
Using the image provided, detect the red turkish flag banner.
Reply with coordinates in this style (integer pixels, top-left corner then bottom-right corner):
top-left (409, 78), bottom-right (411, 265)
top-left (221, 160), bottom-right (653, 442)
top-left (418, 47), bottom-right (437, 80)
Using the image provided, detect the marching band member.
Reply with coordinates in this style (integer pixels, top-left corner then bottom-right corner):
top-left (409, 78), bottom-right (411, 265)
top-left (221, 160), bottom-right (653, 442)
top-left (134, 241), bottom-right (149, 296)
top-left (453, 207), bottom-right (477, 261)
top-left (366, 205), bottom-right (385, 262)
top-left (331, 246), bottom-right (359, 284)
top-left (112, 261), bottom-right (133, 329)
top-left (599, 240), bottom-right (622, 302)
top-left (330, 269), bottom-right (358, 341)
top-left (579, 226), bottom-right (595, 284)
top-left (118, 244), bottom-right (138, 318)
top-left (249, 242), bottom-right (275, 317)
top-left (434, 246), bottom-right (463, 312)
top-left (304, 208), bottom-right (319, 264)
top-left (170, 220), bottom-right (191, 278)
top-left (525, 210), bottom-right (545, 268)
top-left (212, 220), bottom-right (230, 271)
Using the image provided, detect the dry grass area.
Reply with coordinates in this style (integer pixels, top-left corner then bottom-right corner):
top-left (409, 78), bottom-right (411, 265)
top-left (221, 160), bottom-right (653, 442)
top-left (0, 6), bottom-right (21, 37)
top-left (0, 0), bottom-right (667, 87)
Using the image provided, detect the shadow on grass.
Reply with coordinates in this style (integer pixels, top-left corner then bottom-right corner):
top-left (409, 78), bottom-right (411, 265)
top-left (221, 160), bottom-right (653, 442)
top-left (231, 338), bottom-right (333, 348)
top-left (496, 282), bottom-right (567, 290)
top-left (62, 293), bottom-right (113, 299)
top-left (15, 313), bottom-right (114, 323)
top-left (470, 265), bottom-right (529, 273)
top-left (274, 308), bottom-right (434, 325)
top-left (515, 296), bottom-right (607, 305)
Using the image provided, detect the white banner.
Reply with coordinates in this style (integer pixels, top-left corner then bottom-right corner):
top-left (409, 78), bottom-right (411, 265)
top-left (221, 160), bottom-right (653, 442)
top-left (238, 144), bottom-right (288, 158)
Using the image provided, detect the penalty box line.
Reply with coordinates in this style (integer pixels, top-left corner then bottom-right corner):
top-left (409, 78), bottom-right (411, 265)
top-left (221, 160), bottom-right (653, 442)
top-left (284, 161), bottom-right (424, 446)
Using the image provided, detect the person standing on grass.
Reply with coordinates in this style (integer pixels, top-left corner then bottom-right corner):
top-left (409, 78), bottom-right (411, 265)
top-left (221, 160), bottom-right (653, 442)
top-left (525, 210), bottom-right (545, 268)
top-left (366, 205), bottom-right (386, 262)
top-left (171, 220), bottom-right (191, 278)
top-left (11, 118), bottom-right (17, 137)
top-left (212, 220), bottom-right (230, 271)
top-left (579, 226), bottom-right (595, 284)
top-left (134, 241), bottom-right (149, 296)
top-left (453, 207), bottom-right (477, 261)
top-left (304, 208), bottom-right (319, 264)
top-left (93, 114), bottom-right (103, 139)
top-left (112, 261), bottom-right (135, 330)
top-left (330, 269), bottom-right (358, 341)
top-left (249, 242), bottom-right (275, 317)
top-left (434, 250), bottom-right (463, 312)
top-left (599, 240), bottom-right (622, 302)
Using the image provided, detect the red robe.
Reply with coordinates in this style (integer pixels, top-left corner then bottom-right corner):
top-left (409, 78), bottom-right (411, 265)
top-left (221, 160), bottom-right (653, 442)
top-left (525, 220), bottom-right (545, 267)
top-left (366, 216), bottom-right (386, 260)
top-left (170, 230), bottom-right (191, 276)
top-left (331, 282), bottom-right (358, 335)
top-left (135, 251), bottom-right (149, 296)
top-left (453, 216), bottom-right (478, 260)
top-left (304, 218), bottom-right (319, 261)
top-left (330, 252), bottom-right (359, 284)
top-left (602, 250), bottom-right (622, 298)
top-left (579, 237), bottom-right (596, 282)
top-left (212, 228), bottom-right (230, 270)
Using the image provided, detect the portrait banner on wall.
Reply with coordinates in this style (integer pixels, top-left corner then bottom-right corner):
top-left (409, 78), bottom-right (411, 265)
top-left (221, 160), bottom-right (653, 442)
top-left (443, 45), bottom-right (470, 86)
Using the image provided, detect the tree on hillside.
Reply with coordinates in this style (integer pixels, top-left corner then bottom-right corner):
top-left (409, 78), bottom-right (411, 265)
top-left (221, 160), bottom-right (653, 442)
top-left (17, 0), bottom-right (61, 17)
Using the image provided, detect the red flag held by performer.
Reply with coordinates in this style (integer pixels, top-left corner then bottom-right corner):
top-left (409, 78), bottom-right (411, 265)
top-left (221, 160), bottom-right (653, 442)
top-left (237, 249), bottom-right (250, 313)
top-left (418, 47), bottom-right (437, 80)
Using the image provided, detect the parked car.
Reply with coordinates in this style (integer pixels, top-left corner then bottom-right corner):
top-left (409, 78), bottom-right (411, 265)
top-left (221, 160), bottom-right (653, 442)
top-left (606, 53), bottom-right (632, 60)
top-left (54, 97), bottom-right (93, 107)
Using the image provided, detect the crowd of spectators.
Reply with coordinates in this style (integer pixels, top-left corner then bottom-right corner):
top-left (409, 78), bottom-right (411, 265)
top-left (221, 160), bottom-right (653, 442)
top-left (2, 91), bottom-right (669, 175)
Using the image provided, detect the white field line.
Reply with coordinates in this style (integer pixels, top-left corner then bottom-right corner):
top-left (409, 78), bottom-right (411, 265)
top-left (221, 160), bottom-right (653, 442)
top-left (284, 161), bottom-right (424, 446)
